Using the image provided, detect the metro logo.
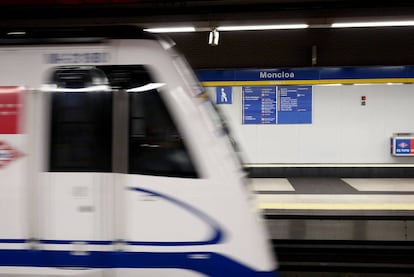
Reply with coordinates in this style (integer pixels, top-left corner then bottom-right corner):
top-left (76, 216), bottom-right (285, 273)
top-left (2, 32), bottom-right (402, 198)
top-left (398, 141), bottom-right (408, 149)
top-left (394, 138), bottom-right (414, 155)
top-left (0, 141), bottom-right (24, 169)
top-left (0, 150), bottom-right (11, 160)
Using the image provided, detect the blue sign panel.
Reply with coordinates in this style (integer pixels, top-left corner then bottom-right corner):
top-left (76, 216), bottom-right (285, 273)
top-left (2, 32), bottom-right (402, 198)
top-left (196, 66), bottom-right (414, 83)
top-left (394, 138), bottom-right (414, 155)
top-left (242, 86), bottom-right (277, 124)
top-left (319, 66), bottom-right (414, 80)
top-left (197, 66), bottom-right (414, 84)
top-left (197, 68), bottom-right (319, 82)
top-left (216, 87), bottom-right (232, 104)
top-left (278, 86), bottom-right (312, 124)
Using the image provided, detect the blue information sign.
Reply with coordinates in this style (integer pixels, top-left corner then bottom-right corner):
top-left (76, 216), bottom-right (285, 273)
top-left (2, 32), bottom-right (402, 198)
top-left (242, 86), bottom-right (277, 124)
top-left (216, 87), bottom-right (232, 104)
top-left (197, 66), bottom-right (414, 83)
top-left (278, 86), bottom-right (312, 124)
top-left (394, 138), bottom-right (414, 155)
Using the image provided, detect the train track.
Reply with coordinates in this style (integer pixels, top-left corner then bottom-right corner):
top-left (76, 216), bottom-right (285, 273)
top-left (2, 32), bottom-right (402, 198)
top-left (273, 239), bottom-right (414, 273)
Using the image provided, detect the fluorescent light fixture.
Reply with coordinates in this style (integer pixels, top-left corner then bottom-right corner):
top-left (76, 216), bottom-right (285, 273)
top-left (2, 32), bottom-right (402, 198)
top-left (331, 20), bottom-right (414, 28)
top-left (7, 31), bottom-right (26, 36)
top-left (217, 24), bottom-right (309, 31)
top-left (126, 83), bottom-right (165, 92)
top-left (144, 27), bottom-right (196, 33)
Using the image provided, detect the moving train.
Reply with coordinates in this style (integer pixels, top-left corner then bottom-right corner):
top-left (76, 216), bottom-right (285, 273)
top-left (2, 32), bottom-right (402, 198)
top-left (0, 26), bottom-right (277, 277)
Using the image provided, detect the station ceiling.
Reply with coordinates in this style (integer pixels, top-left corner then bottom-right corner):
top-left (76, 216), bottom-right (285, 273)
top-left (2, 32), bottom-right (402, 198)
top-left (1, 1), bottom-right (413, 68)
top-left (0, 0), bottom-right (413, 28)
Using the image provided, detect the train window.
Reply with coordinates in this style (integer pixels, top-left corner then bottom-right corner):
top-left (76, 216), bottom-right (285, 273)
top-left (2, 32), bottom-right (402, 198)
top-left (98, 65), bottom-right (198, 178)
top-left (47, 65), bottom-right (197, 177)
top-left (48, 67), bottom-right (112, 172)
top-left (128, 88), bottom-right (197, 178)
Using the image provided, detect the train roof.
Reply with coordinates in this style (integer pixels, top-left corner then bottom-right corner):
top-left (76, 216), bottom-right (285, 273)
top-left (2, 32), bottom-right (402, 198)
top-left (0, 25), bottom-right (155, 45)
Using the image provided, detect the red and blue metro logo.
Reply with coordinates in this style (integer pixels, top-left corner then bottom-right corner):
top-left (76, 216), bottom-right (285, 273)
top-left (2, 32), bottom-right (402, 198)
top-left (395, 139), bottom-right (414, 155)
top-left (0, 141), bottom-right (24, 169)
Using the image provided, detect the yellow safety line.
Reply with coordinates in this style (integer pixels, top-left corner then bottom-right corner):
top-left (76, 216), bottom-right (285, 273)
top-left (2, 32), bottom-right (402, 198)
top-left (259, 202), bottom-right (414, 210)
top-left (200, 78), bottom-right (414, 87)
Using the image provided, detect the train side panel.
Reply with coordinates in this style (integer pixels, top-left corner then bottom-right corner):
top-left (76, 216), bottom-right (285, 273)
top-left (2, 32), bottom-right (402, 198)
top-left (0, 38), bottom-right (277, 277)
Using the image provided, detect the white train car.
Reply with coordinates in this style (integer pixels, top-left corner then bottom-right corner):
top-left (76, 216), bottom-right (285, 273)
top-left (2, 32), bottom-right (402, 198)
top-left (0, 26), bottom-right (277, 277)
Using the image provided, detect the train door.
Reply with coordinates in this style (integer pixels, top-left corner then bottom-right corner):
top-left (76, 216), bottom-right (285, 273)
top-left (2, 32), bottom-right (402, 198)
top-left (38, 64), bottom-right (222, 275)
top-left (98, 65), bottom-right (222, 274)
top-left (39, 67), bottom-right (113, 272)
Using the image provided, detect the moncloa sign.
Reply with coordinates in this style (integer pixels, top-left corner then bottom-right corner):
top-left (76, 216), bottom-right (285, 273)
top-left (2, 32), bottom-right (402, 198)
top-left (260, 71), bottom-right (295, 79)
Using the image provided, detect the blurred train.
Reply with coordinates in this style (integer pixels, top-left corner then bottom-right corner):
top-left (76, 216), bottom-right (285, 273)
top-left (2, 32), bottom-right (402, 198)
top-left (0, 26), bottom-right (277, 277)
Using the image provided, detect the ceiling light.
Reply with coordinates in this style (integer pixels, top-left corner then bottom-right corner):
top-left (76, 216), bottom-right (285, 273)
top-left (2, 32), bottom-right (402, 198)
top-left (331, 21), bottom-right (414, 28)
top-left (143, 27), bottom-right (196, 33)
top-left (7, 31), bottom-right (26, 36)
top-left (208, 29), bottom-right (219, 46)
top-left (217, 24), bottom-right (309, 31)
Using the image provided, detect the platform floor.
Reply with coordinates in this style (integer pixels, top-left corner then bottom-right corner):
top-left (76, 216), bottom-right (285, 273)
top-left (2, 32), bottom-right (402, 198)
top-left (252, 178), bottom-right (414, 216)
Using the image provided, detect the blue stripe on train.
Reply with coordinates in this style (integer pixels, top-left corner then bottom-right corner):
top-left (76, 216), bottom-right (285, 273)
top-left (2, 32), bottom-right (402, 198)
top-left (0, 239), bottom-right (26, 243)
top-left (0, 249), bottom-right (277, 277)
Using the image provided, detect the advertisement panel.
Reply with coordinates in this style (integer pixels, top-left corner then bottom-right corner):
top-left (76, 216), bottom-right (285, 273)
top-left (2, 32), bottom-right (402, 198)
top-left (0, 86), bottom-right (23, 134)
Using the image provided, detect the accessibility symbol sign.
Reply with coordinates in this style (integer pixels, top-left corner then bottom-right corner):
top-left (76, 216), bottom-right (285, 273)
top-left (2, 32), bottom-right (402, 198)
top-left (216, 87), bottom-right (232, 104)
top-left (0, 141), bottom-right (24, 169)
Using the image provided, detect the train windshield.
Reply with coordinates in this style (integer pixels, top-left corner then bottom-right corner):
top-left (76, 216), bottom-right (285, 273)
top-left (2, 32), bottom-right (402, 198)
top-left (171, 52), bottom-right (244, 166)
top-left (46, 65), bottom-right (198, 178)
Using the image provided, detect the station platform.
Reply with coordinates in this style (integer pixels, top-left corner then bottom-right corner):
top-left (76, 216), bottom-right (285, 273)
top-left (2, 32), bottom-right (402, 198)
top-left (252, 178), bottom-right (414, 215)
top-left (252, 178), bottom-right (414, 241)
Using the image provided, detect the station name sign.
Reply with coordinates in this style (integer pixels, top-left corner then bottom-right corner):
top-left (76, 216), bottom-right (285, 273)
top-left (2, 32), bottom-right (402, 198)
top-left (259, 71), bottom-right (295, 79)
top-left (197, 66), bottom-right (414, 84)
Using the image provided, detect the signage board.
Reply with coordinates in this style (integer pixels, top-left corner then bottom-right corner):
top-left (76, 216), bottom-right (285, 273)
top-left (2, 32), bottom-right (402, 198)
top-left (216, 87), bottom-right (232, 104)
top-left (393, 138), bottom-right (414, 156)
top-left (242, 86), bottom-right (276, 124)
top-left (278, 85), bottom-right (312, 124)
